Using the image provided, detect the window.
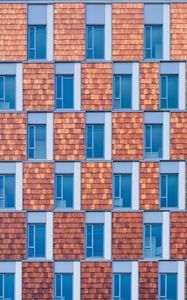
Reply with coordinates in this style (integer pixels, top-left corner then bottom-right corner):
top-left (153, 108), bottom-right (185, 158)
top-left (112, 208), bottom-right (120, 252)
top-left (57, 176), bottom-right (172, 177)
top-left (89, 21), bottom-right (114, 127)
top-left (28, 25), bottom-right (46, 59)
top-left (145, 25), bottom-right (162, 59)
top-left (113, 273), bottom-right (131, 300)
top-left (113, 75), bottom-right (132, 109)
top-left (56, 75), bottom-right (74, 109)
top-left (86, 124), bottom-right (104, 159)
top-left (55, 175), bottom-right (73, 209)
top-left (86, 224), bottom-right (103, 258)
top-left (0, 76), bottom-right (16, 109)
top-left (159, 273), bottom-right (177, 300)
top-left (113, 174), bottom-right (131, 208)
top-left (0, 273), bottom-right (14, 300)
top-left (160, 75), bottom-right (178, 109)
top-left (145, 124), bottom-right (163, 159)
top-left (86, 25), bottom-right (104, 59)
top-left (160, 174), bottom-right (178, 208)
top-left (55, 273), bottom-right (73, 300)
top-left (27, 224), bottom-right (45, 258)
top-left (144, 224), bottom-right (162, 258)
top-left (28, 125), bottom-right (46, 159)
top-left (0, 175), bottom-right (15, 209)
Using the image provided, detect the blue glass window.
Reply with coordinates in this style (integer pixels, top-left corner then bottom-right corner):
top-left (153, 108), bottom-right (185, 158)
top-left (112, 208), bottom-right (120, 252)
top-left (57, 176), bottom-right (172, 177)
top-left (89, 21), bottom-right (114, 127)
top-left (86, 224), bottom-right (104, 258)
top-left (27, 224), bottom-right (45, 258)
top-left (160, 75), bottom-right (178, 109)
top-left (113, 273), bottom-right (131, 300)
top-left (113, 75), bottom-right (132, 109)
top-left (0, 273), bottom-right (14, 300)
top-left (0, 76), bottom-right (16, 109)
top-left (28, 125), bottom-right (46, 159)
top-left (55, 273), bottom-right (73, 300)
top-left (145, 25), bottom-right (163, 59)
top-left (114, 174), bottom-right (131, 208)
top-left (86, 25), bottom-right (104, 59)
top-left (28, 25), bottom-right (46, 59)
top-left (55, 175), bottom-right (73, 209)
top-left (86, 124), bottom-right (104, 159)
top-left (144, 224), bottom-right (162, 258)
top-left (160, 174), bottom-right (178, 208)
top-left (145, 124), bottom-right (163, 159)
top-left (159, 273), bottom-right (177, 300)
top-left (56, 75), bottom-right (74, 109)
top-left (0, 175), bottom-right (15, 209)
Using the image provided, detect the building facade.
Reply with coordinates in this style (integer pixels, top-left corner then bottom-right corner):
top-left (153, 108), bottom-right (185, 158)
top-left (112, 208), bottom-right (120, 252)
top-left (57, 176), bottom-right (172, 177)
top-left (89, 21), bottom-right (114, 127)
top-left (0, 0), bottom-right (186, 299)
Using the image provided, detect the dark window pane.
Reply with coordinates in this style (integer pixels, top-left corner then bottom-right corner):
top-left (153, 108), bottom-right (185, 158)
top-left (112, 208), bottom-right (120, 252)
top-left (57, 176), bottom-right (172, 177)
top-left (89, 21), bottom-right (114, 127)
top-left (62, 274), bottom-right (73, 300)
top-left (93, 224), bottom-right (103, 257)
top-left (152, 125), bottom-right (162, 158)
top-left (87, 225), bottom-right (92, 247)
top-left (29, 225), bottom-right (34, 247)
top-left (5, 76), bottom-right (16, 109)
top-left (0, 77), bottom-right (4, 100)
top-left (114, 175), bottom-right (120, 198)
top-left (121, 274), bottom-right (131, 300)
top-left (160, 175), bottom-right (166, 208)
top-left (35, 125), bottom-right (46, 159)
top-left (94, 26), bottom-right (104, 59)
top-left (161, 76), bottom-right (167, 108)
top-left (94, 125), bottom-right (104, 158)
top-left (55, 274), bottom-right (61, 297)
top-left (0, 176), bottom-right (3, 199)
top-left (56, 76), bottom-right (62, 100)
top-left (168, 76), bottom-right (178, 108)
top-left (167, 274), bottom-right (177, 300)
top-left (160, 274), bottom-right (165, 297)
top-left (63, 175), bottom-right (73, 208)
top-left (4, 274), bottom-right (14, 300)
top-left (121, 75), bottom-right (132, 109)
top-left (114, 76), bottom-right (120, 100)
top-left (114, 274), bottom-right (120, 297)
top-left (145, 225), bottom-right (150, 248)
top-left (0, 274), bottom-right (2, 297)
top-left (145, 26), bottom-right (151, 48)
top-left (29, 26), bottom-right (35, 49)
top-left (145, 126), bottom-right (150, 148)
top-left (36, 26), bottom-right (46, 59)
top-left (63, 76), bottom-right (73, 109)
top-left (28, 126), bottom-right (34, 159)
top-left (86, 125), bottom-right (92, 158)
top-left (56, 176), bottom-right (62, 199)
top-left (121, 175), bottom-right (131, 207)
top-left (35, 224), bottom-right (45, 257)
top-left (152, 26), bottom-right (162, 59)
top-left (152, 225), bottom-right (162, 257)
top-left (168, 175), bottom-right (178, 207)
top-left (5, 175), bottom-right (15, 208)
top-left (87, 26), bottom-right (93, 49)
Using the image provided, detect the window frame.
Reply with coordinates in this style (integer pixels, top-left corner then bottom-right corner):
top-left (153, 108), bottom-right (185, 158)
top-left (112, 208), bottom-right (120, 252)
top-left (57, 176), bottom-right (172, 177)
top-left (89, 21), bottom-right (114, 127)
top-left (113, 173), bottom-right (132, 209)
top-left (86, 124), bottom-right (105, 159)
top-left (55, 75), bottom-right (74, 109)
top-left (54, 273), bottom-right (73, 300)
top-left (143, 223), bottom-right (162, 259)
top-left (113, 74), bottom-right (132, 110)
top-left (0, 75), bottom-right (16, 110)
top-left (85, 223), bottom-right (104, 259)
top-left (160, 74), bottom-right (179, 109)
top-left (0, 273), bottom-right (15, 300)
top-left (27, 223), bottom-right (46, 259)
top-left (159, 273), bottom-right (178, 300)
top-left (144, 124), bottom-right (163, 159)
top-left (0, 174), bottom-right (15, 209)
top-left (86, 25), bottom-right (105, 60)
top-left (113, 272), bottom-right (131, 300)
top-left (28, 124), bottom-right (46, 160)
top-left (28, 25), bottom-right (47, 60)
top-left (159, 173), bottom-right (178, 209)
top-left (144, 24), bottom-right (163, 60)
top-left (55, 174), bottom-right (74, 209)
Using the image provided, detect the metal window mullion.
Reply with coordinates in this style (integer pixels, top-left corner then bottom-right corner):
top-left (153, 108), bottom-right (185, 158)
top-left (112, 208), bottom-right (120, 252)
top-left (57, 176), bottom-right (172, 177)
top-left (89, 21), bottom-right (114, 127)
top-left (61, 76), bottom-right (64, 108)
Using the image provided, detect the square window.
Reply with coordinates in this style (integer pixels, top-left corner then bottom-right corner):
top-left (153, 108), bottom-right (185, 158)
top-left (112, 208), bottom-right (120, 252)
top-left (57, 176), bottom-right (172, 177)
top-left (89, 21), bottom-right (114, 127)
top-left (86, 124), bottom-right (104, 159)
top-left (27, 223), bottom-right (46, 258)
top-left (0, 273), bottom-right (14, 300)
top-left (159, 273), bottom-right (177, 300)
top-left (144, 124), bottom-right (163, 159)
top-left (28, 125), bottom-right (46, 159)
top-left (144, 224), bottom-right (162, 258)
top-left (160, 174), bottom-right (178, 208)
top-left (86, 224), bottom-right (104, 258)
top-left (86, 25), bottom-right (104, 59)
top-left (160, 75), bottom-right (178, 109)
top-left (28, 25), bottom-right (46, 60)
top-left (113, 273), bottom-right (131, 300)
top-left (144, 25), bottom-right (163, 59)
top-left (55, 273), bottom-right (73, 300)
top-left (55, 75), bottom-right (74, 109)
top-left (113, 75), bottom-right (132, 109)
top-left (113, 174), bottom-right (131, 208)
top-left (0, 175), bottom-right (15, 209)
top-left (55, 174), bottom-right (73, 209)
top-left (0, 76), bottom-right (16, 110)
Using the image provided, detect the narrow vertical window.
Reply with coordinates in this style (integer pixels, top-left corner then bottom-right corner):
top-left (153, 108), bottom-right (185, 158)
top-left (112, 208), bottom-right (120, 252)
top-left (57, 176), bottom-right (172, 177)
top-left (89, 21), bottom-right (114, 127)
top-left (160, 174), bottom-right (178, 208)
top-left (144, 224), bottom-right (162, 258)
top-left (160, 75), bottom-right (178, 109)
top-left (0, 76), bottom-right (16, 110)
top-left (28, 25), bottom-right (46, 60)
top-left (0, 274), bottom-right (15, 300)
top-left (113, 273), bottom-right (131, 300)
top-left (86, 25), bottom-right (104, 59)
top-left (56, 75), bottom-right (74, 109)
top-left (0, 175), bottom-right (15, 208)
top-left (27, 224), bottom-right (46, 258)
top-left (28, 125), bottom-right (46, 159)
top-left (113, 174), bottom-right (131, 208)
top-left (159, 273), bottom-right (177, 300)
top-left (86, 224), bottom-right (104, 258)
top-left (144, 25), bottom-right (163, 59)
top-left (55, 175), bottom-right (73, 209)
top-left (144, 124), bottom-right (163, 159)
top-left (55, 273), bottom-right (73, 300)
top-left (113, 75), bottom-right (132, 109)
top-left (86, 124), bottom-right (104, 159)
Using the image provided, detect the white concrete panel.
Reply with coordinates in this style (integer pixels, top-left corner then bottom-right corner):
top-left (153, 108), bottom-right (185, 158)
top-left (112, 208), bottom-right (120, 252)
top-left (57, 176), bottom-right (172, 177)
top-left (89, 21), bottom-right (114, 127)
top-left (104, 212), bottom-right (111, 260)
top-left (15, 262), bottom-right (22, 300)
top-left (16, 162), bottom-right (23, 211)
top-left (179, 162), bottom-right (186, 210)
top-left (132, 261), bottom-right (138, 300)
top-left (105, 112), bottom-right (112, 160)
top-left (163, 112), bottom-right (170, 160)
top-left (132, 63), bottom-right (140, 110)
top-left (74, 162), bottom-right (81, 210)
top-left (163, 4), bottom-right (170, 60)
top-left (47, 113), bottom-right (53, 161)
top-left (132, 162), bottom-right (139, 210)
top-left (47, 5), bottom-right (54, 61)
top-left (74, 63), bottom-right (81, 110)
top-left (46, 212), bottom-right (53, 260)
top-left (178, 261), bottom-right (185, 300)
top-left (105, 5), bottom-right (112, 60)
top-left (16, 63), bottom-right (23, 111)
top-left (74, 262), bottom-right (81, 300)
top-left (179, 62), bottom-right (186, 110)
top-left (163, 211), bottom-right (170, 259)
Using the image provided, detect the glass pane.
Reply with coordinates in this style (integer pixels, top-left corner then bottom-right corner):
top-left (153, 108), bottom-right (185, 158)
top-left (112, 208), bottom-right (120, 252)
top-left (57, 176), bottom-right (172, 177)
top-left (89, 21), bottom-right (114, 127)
top-left (86, 225), bottom-right (92, 247)
top-left (29, 26), bottom-right (35, 49)
top-left (35, 224), bottom-right (45, 257)
top-left (152, 26), bottom-right (162, 59)
top-left (94, 26), bottom-right (104, 59)
top-left (35, 125), bottom-right (46, 159)
top-left (0, 176), bottom-right (3, 199)
top-left (145, 26), bottom-right (151, 59)
top-left (93, 125), bottom-right (104, 158)
top-left (145, 126), bottom-right (150, 148)
top-left (160, 274), bottom-right (165, 297)
top-left (168, 175), bottom-right (178, 207)
top-left (5, 175), bottom-right (15, 208)
top-left (144, 225), bottom-right (150, 248)
top-left (152, 225), bottom-right (162, 258)
top-left (114, 274), bottom-right (120, 297)
top-left (114, 175), bottom-right (120, 198)
top-left (121, 75), bottom-right (132, 109)
top-left (121, 175), bottom-right (131, 208)
top-left (0, 274), bottom-right (2, 297)
top-left (55, 274), bottom-right (61, 297)
top-left (0, 77), bottom-right (4, 100)
top-left (62, 274), bottom-right (73, 300)
top-left (4, 274), bottom-right (14, 300)
top-left (168, 76), bottom-right (178, 108)
top-left (36, 26), bottom-right (46, 59)
top-left (28, 225), bottom-right (34, 247)
top-left (167, 274), bottom-right (177, 300)
top-left (152, 125), bottom-right (162, 158)
top-left (114, 76), bottom-right (120, 99)
top-left (86, 125), bottom-right (92, 158)
top-left (56, 76), bottom-right (62, 101)
top-left (160, 175), bottom-right (166, 208)
top-left (93, 224), bottom-right (103, 257)
top-left (161, 76), bottom-right (166, 108)
top-left (63, 76), bottom-right (73, 109)
top-left (5, 76), bottom-right (15, 109)
top-left (63, 175), bottom-right (73, 208)
top-left (56, 176), bottom-right (62, 199)
top-left (121, 274), bottom-right (131, 300)
top-left (87, 26), bottom-right (93, 59)
top-left (28, 126), bottom-right (34, 159)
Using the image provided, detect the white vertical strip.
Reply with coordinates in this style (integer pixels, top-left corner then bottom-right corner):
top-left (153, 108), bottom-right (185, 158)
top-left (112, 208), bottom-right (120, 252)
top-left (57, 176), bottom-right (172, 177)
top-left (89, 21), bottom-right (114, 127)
top-left (132, 162), bottom-right (139, 210)
top-left (163, 112), bottom-right (170, 160)
top-left (163, 211), bottom-right (170, 259)
top-left (104, 112), bottom-right (112, 160)
top-left (132, 63), bottom-right (140, 110)
top-left (179, 62), bottom-right (186, 110)
top-left (47, 5), bottom-right (54, 60)
top-left (15, 262), bottom-right (22, 300)
top-left (178, 261), bottom-right (185, 300)
top-left (179, 162), bottom-right (186, 210)
top-left (131, 261), bottom-right (138, 300)
top-left (16, 63), bottom-right (23, 111)
top-left (104, 212), bottom-right (111, 260)
top-left (163, 4), bottom-right (170, 60)
top-left (46, 212), bottom-right (53, 260)
top-left (74, 162), bottom-right (81, 210)
top-left (47, 113), bottom-right (53, 161)
top-left (16, 162), bottom-right (23, 210)
top-left (73, 262), bottom-right (81, 300)
top-left (74, 63), bottom-right (81, 110)
top-left (105, 5), bottom-right (112, 60)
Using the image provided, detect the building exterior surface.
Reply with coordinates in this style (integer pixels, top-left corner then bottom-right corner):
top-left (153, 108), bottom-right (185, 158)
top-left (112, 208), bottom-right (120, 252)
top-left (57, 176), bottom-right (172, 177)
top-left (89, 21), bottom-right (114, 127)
top-left (0, 0), bottom-right (187, 299)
